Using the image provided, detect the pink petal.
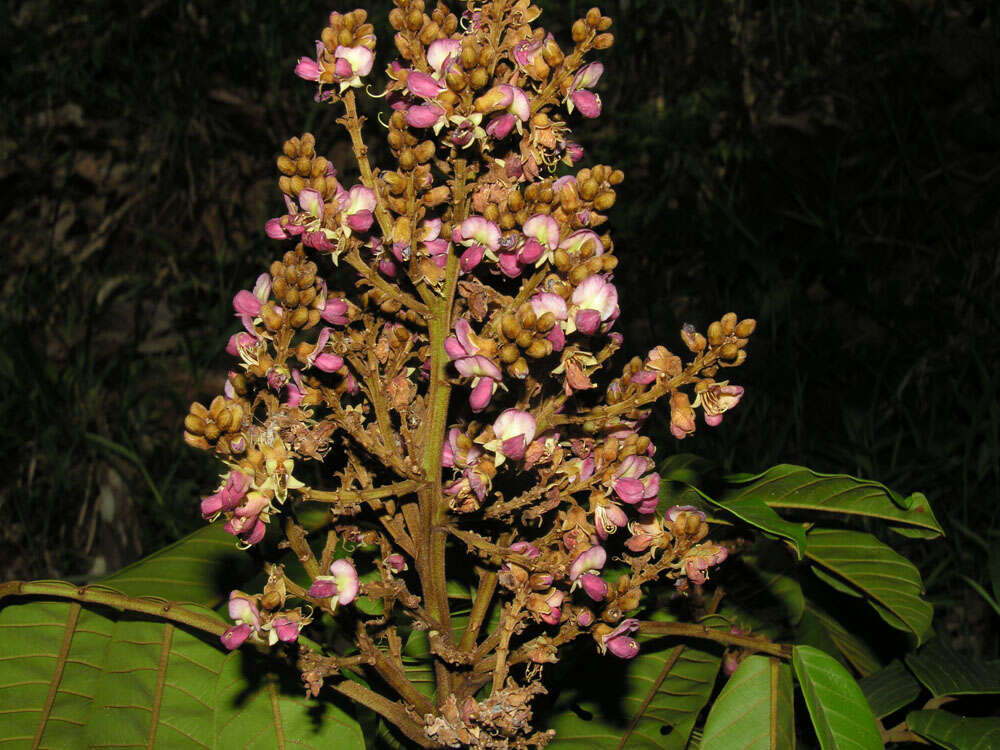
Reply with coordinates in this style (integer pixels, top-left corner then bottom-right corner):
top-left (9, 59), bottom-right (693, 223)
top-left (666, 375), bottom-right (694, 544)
top-left (221, 624), bottom-right (252, 650)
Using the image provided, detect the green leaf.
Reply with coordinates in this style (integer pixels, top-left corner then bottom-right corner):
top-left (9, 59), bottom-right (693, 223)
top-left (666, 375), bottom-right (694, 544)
top-left (690, 484), bottom-right (809, 558)
top-left (0, 526), bottom-right (365, 748)
top-left (904, 639), bottom-right (1000, 697)
top-left (547, 636), bottom-right (722, 749)
top-left (805, 529), bottom-right (933, 644)
top-left (700, 655), bottom-right (794, 750)
top-left (101, 521), bottom-right (258, 605)
top-left (857, 660), bottom-right (921, 719)
top-left (906, 710), bottom-right (1000, 749)
top-left (799, 603), bottom-right (882, 678)
top-left (792, 645), bottom-right (882, 750)
top-left (725, 465), bottom-right (944, 539)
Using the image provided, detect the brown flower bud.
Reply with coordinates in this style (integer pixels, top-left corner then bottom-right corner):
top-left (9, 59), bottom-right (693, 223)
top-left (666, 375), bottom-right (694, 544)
top-left (571, 19), bottom-right (589, 42)
top-left (569, 265), bottom-right (590, 285)
top-left (594, 191), bottom-right (616, 211)
top-left (535, 312), bottom-right (556, 332)
top-left (510, 357), bottom-right (530, 379)
top-left (184, 414), bottom-right (206, 434)
top-left (469, 68), bottom-right (489, 89)
top-left (720, 342), bottom-right (739, 360)
top-left (518, 307), bottom-right (537, 329)
top-left (593, 33), bottom-right (614, 49)
top-left (290, 307), bottom-right (310, 328)
top-left (261, 303), bottom-right (283, 331)
top-left (721, 312), bottom-right (738, 334)
top-left (424, 186), bottom-right (450, 206)
top-left (526, 340), bottom-right (551, 359)
top-left (277, 155), bottom-right (296, 175)
top-left (735, 318), bottom-right (757, 338)
top-left (707, 321), bottom-right (723, 346)
top-left (184, 432), bottom-right (211, 450)
top-left (419, 21), bottom-right (439, 45)
top-left (516, 330), bottom-right (534, 349)
top-left (586, 8), bottom-right (602, 26)
top-left (501, 314), bottom-right (521, 340)
top-left (500, 344), bottom-right (519, 364)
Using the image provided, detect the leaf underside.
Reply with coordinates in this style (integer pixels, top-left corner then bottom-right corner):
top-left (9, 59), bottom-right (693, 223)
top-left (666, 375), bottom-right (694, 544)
top-left (793, 645), bottom-right (882, 750)
top-left (700, 654), bottom-right (794, 750)
top-left (805, 529), bottom-right (933, 645)
top-left (546, 636), bottom-right (722, 749)
top-left (724, 465), bottom-right (943, 538)
top-left (0, 523), bottom-right (364, 749)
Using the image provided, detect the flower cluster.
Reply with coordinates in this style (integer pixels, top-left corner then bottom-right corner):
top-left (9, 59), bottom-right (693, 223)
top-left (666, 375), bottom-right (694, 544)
top-left (186, 2), bottom-right (754, 746)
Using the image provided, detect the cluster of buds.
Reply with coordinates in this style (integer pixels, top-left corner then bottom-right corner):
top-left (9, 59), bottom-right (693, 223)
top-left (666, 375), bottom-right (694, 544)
top-left (188, 2), bottom-right (754, 746)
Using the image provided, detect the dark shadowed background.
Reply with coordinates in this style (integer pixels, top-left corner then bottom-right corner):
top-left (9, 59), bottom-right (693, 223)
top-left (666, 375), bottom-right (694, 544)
top-left (1, 0), bottom-right (997, 658)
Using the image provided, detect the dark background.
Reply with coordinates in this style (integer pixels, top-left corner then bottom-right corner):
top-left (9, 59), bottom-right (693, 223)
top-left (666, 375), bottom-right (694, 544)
top-left (1, 0), bottom-right (997, 659)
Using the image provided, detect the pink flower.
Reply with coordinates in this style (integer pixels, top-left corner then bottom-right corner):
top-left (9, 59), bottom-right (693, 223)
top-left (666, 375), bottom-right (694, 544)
top-left (385, 554), bottom-right (407, 573)
top-left (601, 618), bottom-right (640, 659)
top-left (572, 275), bottom-right (619, 335)
top-left (269, 617), bottom-right (301, 644)
top-left (426, 39), bottom-right (461, 75)
top-left (200, 471), bottom-right (251, 518)
top-left (294, 41), bottom-right (324, 82)
top-left (480, 85), bottom-right (530, 138)
top-left (331, 45), bottom-right (374, 89)
top-left (682, 543), bottom-right (728, 585)
top-left (569, 545), bottom-right (607, 581)
top-left (455, 216), bottom-right (501, 255)
top-left (490, 409), bottom-right (537, 462)
top-left (406, 102), bottom-right (447, 130)
top-left (441, 427), bottom-right (484, 468)
top-left (540, 589), bottom-right (564, 625)
top-left (695, 383), bottom-right (745, 426)
top-left (406, 70), bottom-right (446, 99)
top-left (566, 62), bottom-right (603, 118)
top-left (509, 541), bottom-right (541, 559)
top-left (221, 590), bottom-right (260, 650)
top-left (309, 559), bottom-right (359, 607)
top-left (341, 185), bottom-right (376, 234)
top-left (320, 297), bottom-right (349, 325)
top-left (594, 501), bottom-right (629, 540)
top-left (328, 559), bottom-right (359, 606)
top-left (445, 319), bottom-right (503, 411)
top-left (304, 327), bottom-right (344, 373)
top-left (223, 492), bottom-right (269, 546)
top-left (579, 572), bottom-right (608, 601)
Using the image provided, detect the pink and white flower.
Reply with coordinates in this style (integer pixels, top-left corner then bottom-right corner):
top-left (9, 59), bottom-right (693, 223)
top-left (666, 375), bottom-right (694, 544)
top-left (221, 590), bottom-right (261, 650)
top-left (444, 319), bottom-right (503, 412)
top-left (484, 409), bottom-right (537, 464)
top-left (571, 275), bottom-right (619, 335)
top-left (307, 558), bottom-right (360, 608)
top-left (566, 62), bottom-right (603, 118)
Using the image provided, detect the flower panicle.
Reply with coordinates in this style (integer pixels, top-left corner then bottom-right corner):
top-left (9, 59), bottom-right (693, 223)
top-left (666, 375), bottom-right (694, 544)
top-left (190, 1), bottom-right (756, 744)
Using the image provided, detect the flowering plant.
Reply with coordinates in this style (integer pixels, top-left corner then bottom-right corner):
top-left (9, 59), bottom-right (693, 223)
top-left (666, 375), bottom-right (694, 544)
top-left (181, 4), bottom-right (755, 741)
top-left (0, 2), bottom-right (953, 748)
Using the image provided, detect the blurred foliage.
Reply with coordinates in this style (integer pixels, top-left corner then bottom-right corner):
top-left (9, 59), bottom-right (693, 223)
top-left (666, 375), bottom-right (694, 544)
top-left (1, 0), bottom-right (997, 658)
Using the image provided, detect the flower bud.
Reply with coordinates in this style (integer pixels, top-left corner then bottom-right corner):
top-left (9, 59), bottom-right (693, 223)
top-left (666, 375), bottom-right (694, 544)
top-left (707, 321), bottom-right (723, 346)
top-left (735, 318), bottom-right (757, 337)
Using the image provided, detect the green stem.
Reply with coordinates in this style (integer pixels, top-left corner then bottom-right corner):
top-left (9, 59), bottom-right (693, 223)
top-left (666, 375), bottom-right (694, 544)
top-left (637, 620), bottom-right (792, 659)
top-left (0, 580), bottom-right (226, 637)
